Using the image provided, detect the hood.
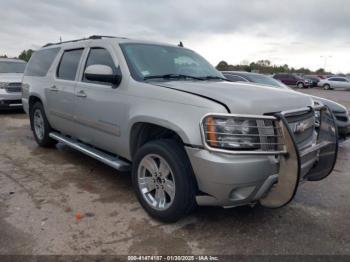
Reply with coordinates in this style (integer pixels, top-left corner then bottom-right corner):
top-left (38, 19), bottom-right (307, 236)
top-left (153, 80), bottom-right (313, 114)
top-left (310, 95), bottom-right (347, 113)
top-left (0, 73), bottom-right (24, 83)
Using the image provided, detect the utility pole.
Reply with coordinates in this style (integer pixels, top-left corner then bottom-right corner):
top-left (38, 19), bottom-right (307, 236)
top-left (320, 55), bottom-right (332, 72)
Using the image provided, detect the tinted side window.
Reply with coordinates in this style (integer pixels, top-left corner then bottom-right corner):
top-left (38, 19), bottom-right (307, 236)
top-left (224, 74), bottom-right (248, 82)
top-left (24, 48), bottom-right (60, 77)
top-left (57, 49), bottom-right (84, 81)
top-left (83, 48), bottom-right (116, 84)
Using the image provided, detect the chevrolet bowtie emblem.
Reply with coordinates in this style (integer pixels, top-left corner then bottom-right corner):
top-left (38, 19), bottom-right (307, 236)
top-left (293, 118), bottom-right (314, 133)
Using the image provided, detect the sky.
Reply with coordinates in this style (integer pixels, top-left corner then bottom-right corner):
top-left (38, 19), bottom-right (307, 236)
top-left (1, 0), bottom-right (349, 73)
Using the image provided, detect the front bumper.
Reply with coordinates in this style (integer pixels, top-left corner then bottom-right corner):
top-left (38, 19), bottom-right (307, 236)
top-left (333, 112), bottom-right (350, 137)
top-left (0, 90), bottom-right (22, 109)
top-left (187, 106), bottom-right (338, 208)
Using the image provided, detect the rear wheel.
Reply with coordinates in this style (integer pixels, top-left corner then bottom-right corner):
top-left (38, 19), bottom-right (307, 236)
top-left (132, 139), bottom-right (196, 222)
top-left (30, 102), bottom-right (57, 147)
top-left (323, 84), bottom-right (331, 90)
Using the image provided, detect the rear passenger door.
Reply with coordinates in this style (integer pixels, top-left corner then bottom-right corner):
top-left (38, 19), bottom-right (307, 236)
top-left (48, 48), bottom-right (84, 134)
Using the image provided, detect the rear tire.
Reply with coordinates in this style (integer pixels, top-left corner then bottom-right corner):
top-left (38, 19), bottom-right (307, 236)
top-left (323, 84), bottom-right (331, 90)
top-left (30, 102), bottom-right (57, 147)
top-left (132, 139), bottom-right (196, 222)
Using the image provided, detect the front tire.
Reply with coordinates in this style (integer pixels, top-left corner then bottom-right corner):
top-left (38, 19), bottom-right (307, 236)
top-left (323, 84), bottom-right (331, 90)
top-left (132, 139), bottom-right (196, 222)
top-left (297, 82), bottom-right (304, 89)
top-left (30, 102), bottom-right (57, 147)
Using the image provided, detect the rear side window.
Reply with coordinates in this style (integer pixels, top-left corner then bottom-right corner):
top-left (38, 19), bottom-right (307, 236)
top-left (83, 48), bottom-right (116, 83)
top-left (57, 49), bottom-right (84, 81)
top-left (224, 74), bottom-right (248, 82)
top-left (24, 48), bottom-right (60, 77)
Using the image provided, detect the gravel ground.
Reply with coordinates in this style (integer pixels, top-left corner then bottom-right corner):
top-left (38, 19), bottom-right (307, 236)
top-left (0, 88), bottom-right (349, 255)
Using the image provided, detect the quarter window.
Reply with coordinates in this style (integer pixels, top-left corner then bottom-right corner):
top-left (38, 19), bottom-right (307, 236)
top-left (57, 49), bottom-right (84, 81)
top-left (24, 48), bottom-right (60, 77)
top-left (83, 48), bottom-right (116, 84)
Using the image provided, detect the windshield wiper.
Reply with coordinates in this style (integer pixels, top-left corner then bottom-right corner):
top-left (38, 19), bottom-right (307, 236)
top-left (143, 74), bottom-right (204, 81)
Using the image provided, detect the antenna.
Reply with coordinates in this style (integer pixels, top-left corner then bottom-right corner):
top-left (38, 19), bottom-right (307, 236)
top-left (178, 41), bottom-right (184, 47)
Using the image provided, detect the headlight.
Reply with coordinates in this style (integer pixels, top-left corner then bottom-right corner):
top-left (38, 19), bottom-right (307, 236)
top-left (0, 82), bottom-right (9, 89)
top-left (202, 115), bottom-right (278, 151)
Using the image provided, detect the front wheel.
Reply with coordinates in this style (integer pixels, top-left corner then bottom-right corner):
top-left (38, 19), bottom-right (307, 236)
top-left (297, 82), bottom-right (304, 89)
top-left (323, 84), bottom-right (331, 90)
top-left (30, 102), bottom-right (57, 147)
top-left (132, 139), bottom-right (196, 222)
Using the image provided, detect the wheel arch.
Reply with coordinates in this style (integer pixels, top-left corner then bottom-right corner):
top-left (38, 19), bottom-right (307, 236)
top-left (129, 120), bottom-right (189, 160)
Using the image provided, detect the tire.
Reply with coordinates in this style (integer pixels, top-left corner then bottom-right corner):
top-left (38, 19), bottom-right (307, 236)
top-left (132, 139), bottom-right (196, 222)
top-left (323, 84), bottom-right (331, 90)
top-left (297, 82), bottom-right (304, 89)
top-left (30, 102), bottom-right (57, 147)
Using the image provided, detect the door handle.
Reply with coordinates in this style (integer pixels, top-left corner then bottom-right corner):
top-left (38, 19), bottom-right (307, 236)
top-left (76, 90), bottom-right (87, 98)
top-left (49, 85), bottom-right (59, 92)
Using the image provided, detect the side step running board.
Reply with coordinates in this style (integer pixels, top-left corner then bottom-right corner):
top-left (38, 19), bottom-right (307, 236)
top-left (49, 132), bottom-right (131, 172)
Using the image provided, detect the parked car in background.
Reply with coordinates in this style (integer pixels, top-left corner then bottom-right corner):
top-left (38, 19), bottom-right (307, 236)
top-left (22, 36), bottom-right (338, 222)
top-left (303, 75), bottom-right (321, 87)
top-left (318, 77), bottom-right (350, 90)
top-left (223, 71), bottom-right (350, 138)
top-left (273, 73), bottom-right (311, 88)
top-left (0, 58), bottom-right (26, 110)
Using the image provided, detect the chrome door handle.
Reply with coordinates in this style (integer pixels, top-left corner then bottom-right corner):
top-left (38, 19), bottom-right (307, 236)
top-left (76, 90), bottom-right (87, 98)
top-left (49, 85), bottom-right (59, 92)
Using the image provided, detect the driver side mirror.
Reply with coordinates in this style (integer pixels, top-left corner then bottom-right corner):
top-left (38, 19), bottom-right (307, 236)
top-left (84, 64), bottom-right (122, 86)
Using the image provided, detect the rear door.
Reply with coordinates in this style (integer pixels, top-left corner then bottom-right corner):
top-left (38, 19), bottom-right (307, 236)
top-left (47, 48), bottom-right (84, 134)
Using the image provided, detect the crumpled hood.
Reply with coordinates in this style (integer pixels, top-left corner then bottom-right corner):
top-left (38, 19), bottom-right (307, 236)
top-left (154, 80), bottom-right (313, 114)
top-left (0, 73), bottom-right (23, 83)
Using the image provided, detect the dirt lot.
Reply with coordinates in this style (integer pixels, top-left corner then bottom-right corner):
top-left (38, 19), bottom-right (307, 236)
top-left (0, 88), bottom-right (349, 255)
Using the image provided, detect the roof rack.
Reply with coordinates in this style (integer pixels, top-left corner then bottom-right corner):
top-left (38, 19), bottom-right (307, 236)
top-left (42, 35), bottom-right (128, 47)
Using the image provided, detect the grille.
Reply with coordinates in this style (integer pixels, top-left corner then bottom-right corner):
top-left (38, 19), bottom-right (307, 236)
top-left (284, 109), bottom-right (315, 150)
top-left (335, 115), bottom-right (348, 122)
top-left (5, 82), bottom-right (22, 93)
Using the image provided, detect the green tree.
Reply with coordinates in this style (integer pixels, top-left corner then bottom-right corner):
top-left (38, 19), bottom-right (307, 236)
top-left (18, 49), bottom-right (34, 62)
top-left (0, 54), bottom-right (8, 58)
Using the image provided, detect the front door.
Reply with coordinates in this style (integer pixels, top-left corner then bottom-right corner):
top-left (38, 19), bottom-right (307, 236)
top-left (74, 45), bottom-right (126, 155)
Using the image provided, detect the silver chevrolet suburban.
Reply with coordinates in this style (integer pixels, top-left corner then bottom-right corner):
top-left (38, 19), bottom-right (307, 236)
top-left (22, 36), bottom-right (338, 222)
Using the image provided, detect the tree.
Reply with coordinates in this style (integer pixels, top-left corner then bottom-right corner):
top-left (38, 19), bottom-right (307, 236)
top-left (0, 54), bottom-right (7, 58)
top-left (216, 61), bottom-right (229, 71)
top-left (18, 49), bottom-right (34, 62)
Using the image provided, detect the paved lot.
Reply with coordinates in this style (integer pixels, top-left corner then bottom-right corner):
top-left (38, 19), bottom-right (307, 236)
top-left (0, 88), bottom-right (349, 255)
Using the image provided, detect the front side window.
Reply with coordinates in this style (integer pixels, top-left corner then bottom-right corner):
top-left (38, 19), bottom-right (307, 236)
top-left (0, 61), bottom-right (26, 73)
top-left (57, 49), bottom-right (83, 81)
top-left (83, 48), bottom-right (117, 84)
top-left (120, 43), bottom-right (222, 81)
top-left (24, 48), bottom-right (60, 77)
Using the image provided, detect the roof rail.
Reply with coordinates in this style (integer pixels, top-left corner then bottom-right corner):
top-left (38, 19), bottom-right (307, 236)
top-left (42, 35), bottom-right (128, 47)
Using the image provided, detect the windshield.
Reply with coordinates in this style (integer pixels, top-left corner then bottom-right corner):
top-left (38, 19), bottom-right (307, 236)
top-left (248, 74), bottom-right (290, 89)
top-left (120, 43), bottom-right (223, 81)
top-left (0, 61), bottom-right (26, 73)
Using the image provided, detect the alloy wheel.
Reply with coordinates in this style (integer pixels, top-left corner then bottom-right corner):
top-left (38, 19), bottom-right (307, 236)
top-left (137, 154), bottom-right (176, 211)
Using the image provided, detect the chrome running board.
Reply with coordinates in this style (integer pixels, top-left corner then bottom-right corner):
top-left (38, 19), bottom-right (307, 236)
top-left (49, 132), bottom-right (131, 172)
